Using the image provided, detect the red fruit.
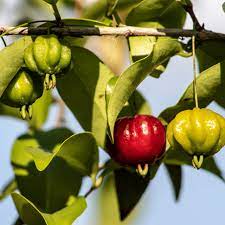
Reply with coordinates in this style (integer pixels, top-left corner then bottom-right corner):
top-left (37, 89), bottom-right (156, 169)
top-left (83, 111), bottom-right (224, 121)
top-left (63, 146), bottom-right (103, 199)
top-left (112, 115), bottom-right (166, 167)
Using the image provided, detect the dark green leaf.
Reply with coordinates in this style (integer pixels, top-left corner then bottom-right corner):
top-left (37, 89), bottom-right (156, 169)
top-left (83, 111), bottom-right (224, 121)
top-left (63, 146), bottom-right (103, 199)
top-left (160, 60), bottom-right (225, 123)
top-left (197, 40), bottom-right (225, 72)
top-left (115, 163), bottom-right (159, 220)
top-left (196, 40), bottom-right (225, 107)
top-left (223, 2), bottom-right (225, 12)
top-left (98, 174), bottom-right (139, 225)
top-left (0, 37), bottom-right (32, 97)
top-left (165, 164), bottom-right (182, 201)
top-left (12, 193), bottom-right (86, 225)
top-left (13, 218), bottom-right (23, 225)
top-left (57, 47), bottom-right (115, 148)
top-left (0, 178), bottom-right (17, 201)
top-left (164, 148), bottom-right (224, 181)
top-left (114, 169), bottom-right (150, 220)
top-left (11, 128), bottom-right (83, 213)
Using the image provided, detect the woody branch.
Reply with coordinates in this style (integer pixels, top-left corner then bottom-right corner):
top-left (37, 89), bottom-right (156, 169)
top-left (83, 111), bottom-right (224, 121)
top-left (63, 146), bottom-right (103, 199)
top-left (0, 26), bottom-right (225, 40)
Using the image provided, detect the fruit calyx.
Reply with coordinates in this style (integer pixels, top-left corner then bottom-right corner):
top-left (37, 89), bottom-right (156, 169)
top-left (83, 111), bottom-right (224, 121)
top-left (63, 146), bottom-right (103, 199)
top-left (192, 155), bottom-right (204, 169)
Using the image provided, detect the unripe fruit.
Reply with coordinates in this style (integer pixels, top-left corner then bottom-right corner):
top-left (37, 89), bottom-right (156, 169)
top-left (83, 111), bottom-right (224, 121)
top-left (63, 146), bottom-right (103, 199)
top-left (167, 108), bottom-right (225, 169)
top-left (110, 115), bottom-right (166, 176)
top-left (0, 70), bottom-right (43, 119)
top-left (24, 35), bottom-right (71, 90)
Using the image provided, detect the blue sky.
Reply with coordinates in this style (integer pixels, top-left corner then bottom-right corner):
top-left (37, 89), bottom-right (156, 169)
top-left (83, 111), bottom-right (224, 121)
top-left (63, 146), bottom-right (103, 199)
top-left (0, 0), bottom-right (225, 225)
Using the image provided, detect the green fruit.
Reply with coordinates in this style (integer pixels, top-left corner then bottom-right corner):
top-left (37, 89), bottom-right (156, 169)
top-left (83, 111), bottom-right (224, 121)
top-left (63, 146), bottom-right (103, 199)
top-left (0, 70), bottom-right (44, 119)
top-left (24, 35), bottom-right (72, 90)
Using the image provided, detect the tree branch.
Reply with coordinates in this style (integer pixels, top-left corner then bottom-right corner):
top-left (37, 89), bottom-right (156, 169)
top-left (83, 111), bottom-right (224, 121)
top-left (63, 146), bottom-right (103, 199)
top-left (0, 26), bottom-right (225, 40)
top-left (181, 1), bottom-right (203, 31)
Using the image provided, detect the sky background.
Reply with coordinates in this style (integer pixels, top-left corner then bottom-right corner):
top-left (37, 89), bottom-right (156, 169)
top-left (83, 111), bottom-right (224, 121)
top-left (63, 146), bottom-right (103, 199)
top-left (0, 0), bottom-right (225, 225)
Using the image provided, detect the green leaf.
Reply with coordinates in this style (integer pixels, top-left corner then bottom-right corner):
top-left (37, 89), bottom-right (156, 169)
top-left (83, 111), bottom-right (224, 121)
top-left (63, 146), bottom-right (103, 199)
top-left (0, 178), bottom-right (17, 201)
top-left (196, 40), bottom-right (225, 108)
top-left (12, 193), bottom-right (86, 225)
top-left (165, 165), bottom-right (182, 201)
top-left (126, 0), bottom-right (186, 78)
top-left (126, 0), bottom-right (186, 28)
top-left (106, 0), bottom-right (119, 16)
top-left (0, 37), bottom-right (32, 97)
top-left (128, 36), bottom-right (172, 78)
top-left (57, 47), bottom-right (115, 148)
top-left (114, 166), bottom-right (159, 220)
top-left (164, 148), bottom-right (224, 181)
top-left (151, 60), bottom-right (169, 78)
top-left (197, 40), bottom-right (225, 72)
top-left (105, 76), bottom-right (151, 117)
top-left (223, 2), bottom-right (225, 12)
top-left (11, 128), bottom-right (83, 213)
top-left (0, 103), bottom-right (21, 119)
top-left (107, 38), bottom-right (182, 139)
top-left (29, 90), bottom-right (52, 130)
top-left (159, 60), bottom-right (225, 123)
top-left (83, 0), bottom-right (143, 20)
top-left (29, 132), bottom-right (99, 177)
top-left (129, 36), bottom-right (156, 62)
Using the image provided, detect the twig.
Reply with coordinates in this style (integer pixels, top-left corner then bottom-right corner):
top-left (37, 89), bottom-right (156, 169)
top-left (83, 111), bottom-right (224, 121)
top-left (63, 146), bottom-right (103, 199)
top-left (84, 176), bottom-right (103, 198)
top-left (0, 26), bottom-right (225, 40)
top-left (181, 2), bottom-right (203, 31)
top-left (51, 3), bottom-right (62, 25)
top-left (84, 186), bottom-right (96, 198)
top-left (1, 37), bottom-right (6, 46)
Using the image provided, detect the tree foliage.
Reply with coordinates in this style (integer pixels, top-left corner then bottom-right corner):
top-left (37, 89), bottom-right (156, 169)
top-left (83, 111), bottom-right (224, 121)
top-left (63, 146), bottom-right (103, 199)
top-left (0, 0), bottom-right (224, 224)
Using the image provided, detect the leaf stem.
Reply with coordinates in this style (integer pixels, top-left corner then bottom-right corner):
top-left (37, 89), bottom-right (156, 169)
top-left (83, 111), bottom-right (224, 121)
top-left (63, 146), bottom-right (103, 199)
top-left (192, 35), bottom-right (199, 108)
top-left (84, 186), bottom-right (96, 198)
top-left (0, 37), bottom-right (7, 47)
top-left (51, 3), bottom-right (62, 26)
